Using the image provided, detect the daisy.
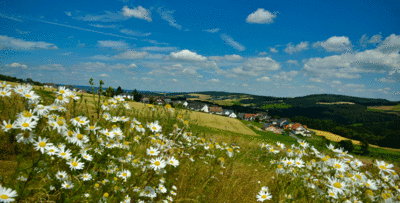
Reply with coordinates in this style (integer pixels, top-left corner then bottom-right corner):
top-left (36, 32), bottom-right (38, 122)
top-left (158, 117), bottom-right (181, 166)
top-left (117, 169), bottom-right (131, 181)
top-left (330, 158), bottom-right (349, 173)
top-left (33, 104), bottom-right (49, 117)
top-left (326, 188), bottom-right (339, 199)
top-left (111, 116), bottom-right (120, 123)
top-left (61, 181), bottom-right (74, 189)
top-left (81, 152), bottom-right (93, 161)
top-left (226, 147), bottom-right (234, 157)
top-left (114, 95), bottom-right (125, 102)
top-left (374, 160), bottom-right (395, 175)
top-left (0, 184), bottom-right (18, 202)
top-left (0, 88), bottom-right (12, 97)
top-left (56, 171), bottom-right (68, 181)
top-left (101, 102), bottom-right (110, 111)
top-left (364, 178), bottom-right (378, 190)
top-left (139, 186), bottom-right (156, 198)
top-left (1, 119), bottom-right (16, 133)
top-left (33, 136), bottom-right (53, 154)
top-left (67, 157), bottom-right (85, 170)
top-left (149, 157), bottom-right (167, 171)
top-left (81, 173), bottom-right (92, 181)
top-left (85, 123), bottom-right (100, 134)
top-left (54, 94), bottom-right (69, 105)
top-left (123, 103), bottom-right (130, 110)
top-left (147, 146), bottom-right (160, 156)
top-left (326, 176), bottom-right (349, 195)
top-left (298, 140), bottom-right (309, 148)
top-left (0, 81), bottom-right (12, 89)
top-left (256, 190), bottom-right (272, 202)
top-left (294, 157), bottom-right (305, 168)
top-left (102, 112), bottom-right (111, 121)
top-left (46, 146), bottom-right (59, 156)
top-left (22, 89), bottom-right (40, 101)
top-left (157, 184), bottom-right (167, 193)
top-left (267, 147), bottom-right (279, 155)
top-left (149, 121), bottom-right (162, 133)
top-left (276, 142), bottom-right (285, 150)
top-left (167, 156), bottom-right (179, 167)
top-left (166, 196), bottom-right (173, 201)
top-left (15, 117), bottom-right (37, 131)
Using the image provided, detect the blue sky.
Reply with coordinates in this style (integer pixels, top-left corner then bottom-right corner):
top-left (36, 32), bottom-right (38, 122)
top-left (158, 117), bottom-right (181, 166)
top-left (1, 0), bottom-right (400, 100)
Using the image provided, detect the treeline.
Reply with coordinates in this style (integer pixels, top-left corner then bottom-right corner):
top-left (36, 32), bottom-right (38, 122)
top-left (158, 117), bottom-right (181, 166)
top-left (267, 104), bottom-right (399, 126)
top-left (290, 116), bottom-right (400, 149)
top-left (0, 74), bottom-right (43, 86)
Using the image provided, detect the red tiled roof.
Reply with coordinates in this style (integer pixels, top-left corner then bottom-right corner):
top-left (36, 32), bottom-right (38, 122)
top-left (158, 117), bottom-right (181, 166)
top-left (244, 113), bottom-right (256, 119)
top-left (291, 123), bottom-right (302, 130)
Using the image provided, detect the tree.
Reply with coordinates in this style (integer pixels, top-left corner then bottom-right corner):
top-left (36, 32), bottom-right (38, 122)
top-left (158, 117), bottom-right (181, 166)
top-left (132, 89), bottom-right (143, 102)
top-left (26, 78), bottom-right (33, 83)
top-left (338, 140), bottom-right (354, 153)
top-left (106, 86), bottom-right (115, 97)
top-left (116, 86), bottom-right (123, 95)
top-left (254, 117), bottom-right (260, 123)
top-left (149, 96), bottom-right (154, 104)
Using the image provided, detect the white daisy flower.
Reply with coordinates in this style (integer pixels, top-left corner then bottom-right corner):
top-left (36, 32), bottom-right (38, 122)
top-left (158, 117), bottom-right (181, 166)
top-left (15, 131), bottom-right (36, 144)
top-left (256, 190), bottom-right (272, 202)
top-left (326, 176), bottom-right (349, 195)
top-left (15, 117), bottom-right (37, 131)
top-left (149, 157), bottom-right (167, 171)
top-left (61, 181), bottom-right (74, 189)
top-left (56, 171), bottom-right (68, 181)
top-left (157, 184), bottom-right (167, 193)
top-left (33, 136), bottom-right (53, 154)
top-left (167, 156), bottom-right (179, 167)
top-left (81, 173), bottom-right (92, 181)
top-left (0, 184), bottom-right (18, 202)
top-left (67, 157), bottom-right (85, 171)
top-left (147, 146), bottom-right (160, 156)
top-left (117, 169), bottom-right (131, 181)
top-left (46, 145), bottom-right (59, 156)
top-left (1, 119), bottom-right (16, 133)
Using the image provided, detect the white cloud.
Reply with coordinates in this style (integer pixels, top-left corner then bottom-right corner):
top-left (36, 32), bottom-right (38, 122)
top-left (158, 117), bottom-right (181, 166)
top-left (37, 64), bottom-right (66, 71)
top-left (120, 29), bottom-right (151, 36)
top-left (122, 6), bottom-right (152, 22)
top-left (258, 51), bottom-right (268, 56)
top-left (0, 35), bottom-right (58, 50)
top-left (141, 46), bottom-right (177, 52)
top-left (172, 79), bottom-right (178, 82)
top-left (15, 29), bottom-right (29, 34)
top-left (331, 80), bottom-right (342, 85)
top-left (99, 73), bottom-right (109, 77)
top-left (76, 11), bottom-right (128, 22)
top-left (208, 79), bottom-right (219, 82)
top-left (273, 70), bottom-right (299, 81)
top-left (375, 77), bottom-right (397, 83)
top-left (65, 11), bottom-right (72, 16)
top-left (344, 84), bottom-right (365, 88)
top-left (7, 62), bottom-right (27, 68)
top-left (97, 40), bottom-right (129, 48)
top-left (113, 50), bottom-right (148, 59)
top-left (157, 7), bottom-right (182, 30)
top-left (284, 41), bottom-right (309, 54)
top-left (308, 77), bottom-right (323, 83)
top-left (129, 63), bottom-right (137, 68)
top-left (220, 34), bottom-right (245, 51)
top-left (257, 77), bottom-right (270, 81)
top-left (312, 36), bottom-right (352, 53)
top-left (246, 8), bottom-right (278, 24)
top-left (203, 28), bottom-right (220, 33)
top-left (90, 55), bottom-right (114, 60)
top-left (375, 34), bottom-right (400, 53)
top-left (359, 33), bottom-right (383, 47)
top-left (243, 84), bottom-right (248, 87)
top-left (89, 24), bottom-right (119, 29)
top-left (270, 47), bottom-right (278, 53)
top-left (286, 60), bottom-right (299, 66)
top-left (209, 54), bottom-right (243, 61)
top-left (169, 49), bottom-right (207, 61)
top-left (141, 77), bottom-right (154, 81)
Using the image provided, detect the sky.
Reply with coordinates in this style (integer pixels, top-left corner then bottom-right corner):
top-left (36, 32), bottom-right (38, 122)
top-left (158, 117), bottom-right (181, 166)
top-left (1, 0), bottom-right (400, 101)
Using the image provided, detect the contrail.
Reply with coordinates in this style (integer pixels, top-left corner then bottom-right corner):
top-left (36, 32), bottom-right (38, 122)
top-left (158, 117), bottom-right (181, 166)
top-left (0, 13), bottom-right (138, 40)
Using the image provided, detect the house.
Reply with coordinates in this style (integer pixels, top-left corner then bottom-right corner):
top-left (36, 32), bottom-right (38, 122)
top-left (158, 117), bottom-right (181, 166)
top-left (222, 109), bottom-right (234, 116)
top-left (164, 98), bottom-right (172, 104)
top-left (209, 106), bottom-right (223, 114)
top-left (141, 97), bottom-right (150, 104)
top-left (263, 124), bottom-right (282, 134)
top-left (229, 112), bottom-right (237, 118)
top-left (186, 102), bottom-right (204, 111)
top-left (237, 113), bottom-right (245, 120)
top-left (155, 98), bottom-right (164, 105)
top-left (291, 123), bottom-right (311, 137)
top-left (201, 104), bottom-right (209, 113)
top-left (244, 113), bottom-right (257, 121)
top-left (255, 112), bottom-right (269, 120)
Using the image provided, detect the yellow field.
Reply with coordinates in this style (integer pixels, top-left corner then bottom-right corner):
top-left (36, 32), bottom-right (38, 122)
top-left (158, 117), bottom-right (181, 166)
top-left (308, 128), bottom-right (400, 152)
top-left (316, 102), bottom-right (355, 105)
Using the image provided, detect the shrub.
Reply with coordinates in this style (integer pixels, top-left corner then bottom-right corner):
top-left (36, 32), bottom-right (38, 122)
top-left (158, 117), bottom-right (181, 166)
top-left (338, 140), bottom-right (354, 153)
top-left (360, 137), bottom-right (370, 155)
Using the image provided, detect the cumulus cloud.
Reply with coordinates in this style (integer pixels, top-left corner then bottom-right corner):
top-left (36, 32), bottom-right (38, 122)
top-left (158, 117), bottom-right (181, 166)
top-left (120, 29), bottom-right (151, 36)
top-left (37, 64), bottom-right (66, 71)
top-left (203, 28), bottom-right (220, 33)
top-left (141, 46), bottom-right (177, 52)
top-left (270, 47), bottom-right (278, 53)
top-left (246, 8), bottom-right (278, 24)
top-left (312, 36), bottom-right (352, 53)
top-left (209, 54), bottom-right (243, 61)
top-left (99, 73), bottom-right (109, 77)
top-left (220, 34), bottom-right (245, 51)
top-left (359, 33), bottom-right (383, 47)
top-left (0, 35), bottom-right (58, 50)
top-left (157, 7), bottom-right (182, 30)
top-left (169, 49), bottom-right (207, 61)
top-left (97, 40), bottom-right (129, 49)
top-left (257, 77), bottom-right (270, 81)
top-left (208, 79), bottom-right (220, 82)
top-left (375, 34), bottom-right (400, 53)
top-left (286, 60), bottom-right (299, 66)
top-left (113, 50), bottom-right (148, 59)
top-left (7, 62), bottom-right (27, 68)
top-left (122, 6), bottom-right (152, 22)
top-left (284, 41), bottom-right (309, 54)
top-left (65, 11), bottom-right (72, 16)
top-left (258, 51), bottom-right (268, 56)
top-left (308, 77), bottom-right (323, 83)
top-left (344, 84), bottom-right (365, 88)
top-left (375, 77), bottom-right (397, 83)
top-left (273, 70), bottom-right (299, 81)
top-left (172, 79), bottom-right (178, 82)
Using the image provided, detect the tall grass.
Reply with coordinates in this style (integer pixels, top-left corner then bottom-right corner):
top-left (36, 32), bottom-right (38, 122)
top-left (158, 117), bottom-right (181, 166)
top-left (0, 80), bottom-right (400, 203)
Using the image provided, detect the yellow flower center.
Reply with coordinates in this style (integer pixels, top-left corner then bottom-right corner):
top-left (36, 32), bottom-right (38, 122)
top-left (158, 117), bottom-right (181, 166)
top-left (1, 195), bottom-right (9, 199)
top-left (122, 173), bottom-right (127, 177)
top-left (60, 90), bottom-right (65, 94)
top-left (5, 124), bottom-right (12, 129)
top-left (39, 142), bottom-right (46, 147)
top-left (65, 184), bottom-right (70, 188)
top-left (103, 102), bottom-right (108, 106)
top-left (154, 161), bottom-right (160, 166)
top-left (71, 162), bottom-right (78, 167)
top-left (80, 120), bottom-right (85, 123)
top-left (77, 134), bottom-right (83, 140)
top-left (22, 123), bottom-right (29, 127)
top-left (83, 175), bottom-right (87, 178)
top-left (57, 120), bottom-right (64, 126)
top-left (74, 117), bottom-right (80, 121)
top-left (57, 95), bottom-right (63, 100)
top-left (25, 94), bottom-right (31, 98)
top-left (90, 126), bottom-right (95, 130)
top-left (380, 165), bottom-right (387, 170)
top-left (333, 182), bottom-right (342, 189)
top-left (152, 126), bottom-right (157, 130)
top-left (50, 149), bottom-right (54, 152)
top-left (335, 164), bottom-right (341, 169)
top-left (103, 193), bottom-right (109, 198)
top-left (61, 152), bottom-right (66, 156)
top-left (287, 149), bottom-right (292, 152)
top-left (0, 92), bottom-right (5, 95)
top-left (261, 195), bottom-right (267, 199)
top-left (227, 147), bottom-right (233, 152)
top-left (287, 162), bottom-right (292, 165)
top-left (95, 183), bottom-right (99, 188)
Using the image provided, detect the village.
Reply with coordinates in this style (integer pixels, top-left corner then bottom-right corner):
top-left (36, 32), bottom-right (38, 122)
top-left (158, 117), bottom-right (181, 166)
top-left (137, 95), bottom-right (314, 138)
